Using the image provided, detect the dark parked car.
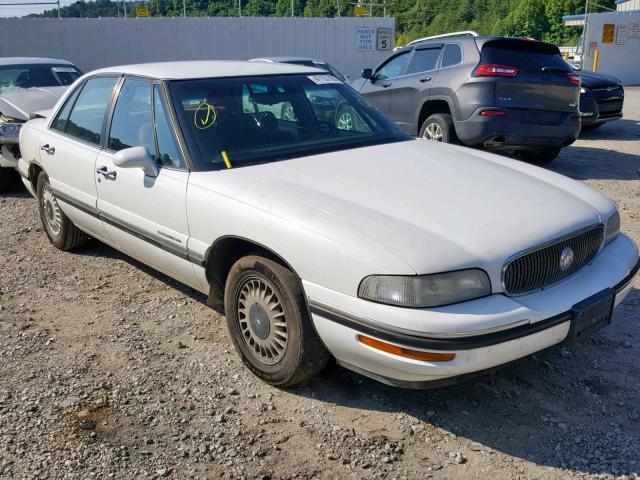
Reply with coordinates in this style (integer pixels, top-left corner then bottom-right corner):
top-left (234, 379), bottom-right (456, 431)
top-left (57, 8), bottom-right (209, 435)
top-left (351, 36), bottom-right (582, 163)
top-left (577, 69), bottom-right (624, 130)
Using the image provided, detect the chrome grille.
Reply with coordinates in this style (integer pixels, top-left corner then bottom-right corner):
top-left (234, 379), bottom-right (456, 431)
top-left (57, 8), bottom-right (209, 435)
top-left (503, 226), bottom-right (604, 295)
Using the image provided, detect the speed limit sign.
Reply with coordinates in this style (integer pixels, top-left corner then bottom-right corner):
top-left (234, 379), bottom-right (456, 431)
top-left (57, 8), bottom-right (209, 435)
top-left (377, 28), bottom-right (392, 50)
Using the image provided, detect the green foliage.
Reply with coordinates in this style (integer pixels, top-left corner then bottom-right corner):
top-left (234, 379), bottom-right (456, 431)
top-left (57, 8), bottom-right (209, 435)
top-left (31, 0), bottom-right (616, 48)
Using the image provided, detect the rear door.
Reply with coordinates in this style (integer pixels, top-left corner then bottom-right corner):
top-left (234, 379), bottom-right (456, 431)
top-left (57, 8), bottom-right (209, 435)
top-left (358, 51), bottom-right (411, 116)
top-left (476, 39), bottom-right (579, 113)
top-left (387, 45), bottom-right (442, 134)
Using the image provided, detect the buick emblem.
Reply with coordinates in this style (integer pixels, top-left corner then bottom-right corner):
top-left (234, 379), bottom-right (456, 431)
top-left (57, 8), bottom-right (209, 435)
top-left (560, 246), bottom-right (575, 272)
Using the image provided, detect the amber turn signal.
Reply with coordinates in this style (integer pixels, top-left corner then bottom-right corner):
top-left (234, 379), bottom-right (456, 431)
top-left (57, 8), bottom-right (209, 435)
top-left (357, 335), bottom-right (456, 362)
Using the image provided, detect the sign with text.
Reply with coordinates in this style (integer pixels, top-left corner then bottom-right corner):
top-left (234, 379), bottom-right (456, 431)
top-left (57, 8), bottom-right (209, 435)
top-left (602, 24), bottom-right (615, 43)
top-left (356, 27), bottom-right (375, 51)
top-left (136, 5), bottom-right (150, 16)
top-left (376, 27), bottom-right (392, 50)
top-left (616, 25), bottom-right (628, 45)
top-left (354, 4), bottom-right (366, 16)
top-left (630, 23), bottom-right (640, 38)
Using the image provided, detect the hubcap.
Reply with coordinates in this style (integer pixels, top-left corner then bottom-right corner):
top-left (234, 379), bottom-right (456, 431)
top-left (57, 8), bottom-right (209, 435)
top-left (423, 122), bottom-right (443, 142)
top-left (337, 111), bottom-right (354, 131)
top-left (281, 103), bottom-right (296, 121)
top-left (237, 277), bottom-right (288, 365)
top-left (41, 184), bottom-right (62, 236)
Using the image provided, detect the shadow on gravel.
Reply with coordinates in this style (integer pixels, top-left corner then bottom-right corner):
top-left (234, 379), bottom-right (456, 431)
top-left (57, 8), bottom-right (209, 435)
top-left (291, 290), bottom-right (640, 477)
top-left (551, 146), bottom-right (640, 181)
top-left (578, 119), bottom-right (640, 142)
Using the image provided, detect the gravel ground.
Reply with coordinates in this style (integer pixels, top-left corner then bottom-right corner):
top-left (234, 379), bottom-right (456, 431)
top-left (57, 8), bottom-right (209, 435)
top-left (1, 88), bottom-right (639, 480)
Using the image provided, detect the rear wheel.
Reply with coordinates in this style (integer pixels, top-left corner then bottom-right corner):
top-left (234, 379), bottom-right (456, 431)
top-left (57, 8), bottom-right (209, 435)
top-left (224, 255), bottom-right (330, 387)
top-left (37, 171), bottom-right (88, 251)
top-left (0, 167), bottom-right (19, 193)
top-left (419, 114), bottom-right (459, 144)
top-left (518, 147), bottom-right (561, 164)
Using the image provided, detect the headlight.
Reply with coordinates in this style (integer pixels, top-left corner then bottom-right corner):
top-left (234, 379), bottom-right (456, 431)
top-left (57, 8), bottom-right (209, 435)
top-left (604, 210), bottom-right (620, 244)
top-left (358, 269), bottom-right (492, 308)
top-left (0, 122), bottom-right (22, 143)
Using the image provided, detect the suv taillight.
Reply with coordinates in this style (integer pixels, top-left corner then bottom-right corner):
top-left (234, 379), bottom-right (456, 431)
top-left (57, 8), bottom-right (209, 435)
top-left (474, 64), bottom-right (519, 77)
top-left (567, 73), bottom-right (581, 85)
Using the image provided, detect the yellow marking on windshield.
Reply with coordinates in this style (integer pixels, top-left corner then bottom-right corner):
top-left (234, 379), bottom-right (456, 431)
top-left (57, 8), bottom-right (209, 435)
top-left (221, 150), bottom-right (232, 169)
top-left (194, 102), bottom-right (217, 130)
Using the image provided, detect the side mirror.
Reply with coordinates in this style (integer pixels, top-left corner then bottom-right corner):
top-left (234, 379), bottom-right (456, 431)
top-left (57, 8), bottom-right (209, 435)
top-left (113, 146), bottom-right (159, 178)
top-left (361, 68), bottom-right (374, 80)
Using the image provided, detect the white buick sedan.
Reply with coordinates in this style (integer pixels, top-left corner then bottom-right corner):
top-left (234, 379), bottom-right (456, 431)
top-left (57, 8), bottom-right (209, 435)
top-left (18, 61), bottom-right (639, 388)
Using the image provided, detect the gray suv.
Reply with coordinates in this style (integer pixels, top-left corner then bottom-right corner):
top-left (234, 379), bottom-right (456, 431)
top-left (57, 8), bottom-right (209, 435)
top-left (351, 36), bottom-right (582, 163)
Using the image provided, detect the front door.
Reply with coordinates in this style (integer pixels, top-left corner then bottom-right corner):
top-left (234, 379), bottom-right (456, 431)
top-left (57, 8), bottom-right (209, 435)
top-left (95, 79), bottom-right (197, 288)
top-left (358, 51), bottom-right (411, 117)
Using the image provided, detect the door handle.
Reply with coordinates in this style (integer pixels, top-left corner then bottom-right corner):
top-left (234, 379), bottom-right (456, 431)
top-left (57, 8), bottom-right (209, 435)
top-left (382, 81), bottom-right (392, 88)
top-left (96, 166), bottom-right (117, 180)
top-left (40, 144), bottom-right (55, 155)
top-left (419, 77), bottom-right (432, 83)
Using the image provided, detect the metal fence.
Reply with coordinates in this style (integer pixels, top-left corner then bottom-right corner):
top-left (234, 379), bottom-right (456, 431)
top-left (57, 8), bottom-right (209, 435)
top-left (0, 17), bottom-right (395, 78)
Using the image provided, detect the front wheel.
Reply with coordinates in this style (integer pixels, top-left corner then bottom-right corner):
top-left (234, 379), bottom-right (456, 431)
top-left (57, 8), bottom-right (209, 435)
top-left (335, 104), bottom-right (356, 131)
top-left (37, 171), bottom-right (88, 251)
top-left (224, 255), bottom-right (330, 387)
top-left (518, 147), bottom-right (561, 164)
top-left (419, 113), bottom-right (459, 144)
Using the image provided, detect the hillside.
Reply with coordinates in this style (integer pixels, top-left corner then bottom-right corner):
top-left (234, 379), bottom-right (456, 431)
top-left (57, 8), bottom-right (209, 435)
top-left (32, 0), bottom-right (615, 46)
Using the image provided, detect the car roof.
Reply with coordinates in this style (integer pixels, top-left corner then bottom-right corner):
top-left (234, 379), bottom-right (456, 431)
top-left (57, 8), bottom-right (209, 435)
top-left (399, 35), bottom-right (557, 52)
top-left (90, 60), bottom-right (323, 80)
top-left (251, 57), bottom-right (328, 64)
top-left (0, 57), bottom-right (76, 67)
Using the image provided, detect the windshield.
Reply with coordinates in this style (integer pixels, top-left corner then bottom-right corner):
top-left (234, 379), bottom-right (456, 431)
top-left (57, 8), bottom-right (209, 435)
top-left (168, 74), bottom-right (408, 170)
top-left (0, 64), bottom-right (81, 95)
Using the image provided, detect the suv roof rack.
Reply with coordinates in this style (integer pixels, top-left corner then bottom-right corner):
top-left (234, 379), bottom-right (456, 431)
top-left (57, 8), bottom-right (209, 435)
top-left (403, 31), bottom-right (480, 48)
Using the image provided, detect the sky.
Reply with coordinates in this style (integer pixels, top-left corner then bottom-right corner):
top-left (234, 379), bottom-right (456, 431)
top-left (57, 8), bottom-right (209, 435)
top-left (0, 0), bottom-right (74, 17)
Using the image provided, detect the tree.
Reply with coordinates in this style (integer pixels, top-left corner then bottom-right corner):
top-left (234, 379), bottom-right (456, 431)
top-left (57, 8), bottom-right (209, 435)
top-left (499, 0), bottom-right (548, 39)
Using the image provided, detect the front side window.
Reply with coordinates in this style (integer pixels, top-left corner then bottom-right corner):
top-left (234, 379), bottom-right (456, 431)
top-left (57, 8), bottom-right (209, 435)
top-left (108, 79), bottom-right (153, 152)
top-left (0, 64), bottom-right (81, 95)
top-left (64, 76), bottom-right (118, 145)
top-left (169, 74), bottom-right (408, 171)
top-left (375, 53), bottom-right (410, 80)
top-left (441, 44), bottom-right (463, 67)
top-left (51, 86), bottom-right (82, 132)
top-left (153, 85), bottom-right (184, 169)
top-left (405, 48), bottom-right (442, 75)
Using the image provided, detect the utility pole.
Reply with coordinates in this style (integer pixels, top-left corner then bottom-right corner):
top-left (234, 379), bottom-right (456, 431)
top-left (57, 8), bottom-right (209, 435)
top-left (291, 0), bottom-right (294, 16)
top-left (582, 0), bottom-right (589, 68)
top-left (57, 0), bottom-right (60, 17)
top-left (183, 0), bottom-right (186, 16)
top-left (336, 0), bottom-right (340, 16)
top-left (238, 0), bottom-right (241, 16)
top-left (123, 0), bottom-right (127, 18)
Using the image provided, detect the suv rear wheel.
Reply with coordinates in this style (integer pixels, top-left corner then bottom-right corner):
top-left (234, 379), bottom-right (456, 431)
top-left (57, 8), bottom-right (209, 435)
top-left (420, 114), bottom-right (459, 144)
top-left (224, 255), bottom-right (330, 387)
top-left (518, 147), bottom-right (561, 164)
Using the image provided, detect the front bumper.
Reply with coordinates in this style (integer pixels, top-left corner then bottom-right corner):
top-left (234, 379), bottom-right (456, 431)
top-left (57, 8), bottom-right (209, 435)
top-left (454, 107), bottom-right (580, 150)
top-left (305, 234), bottom-right (638, 388)
top-left (580, 90), bottom-right (624, 126)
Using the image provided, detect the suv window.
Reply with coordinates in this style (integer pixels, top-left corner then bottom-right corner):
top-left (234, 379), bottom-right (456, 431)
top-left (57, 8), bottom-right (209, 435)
top-left (405, 48), bottom-right (441, 75)
top-left (153, 85), bottom-right (184, 169)
top-left (64, 77), bottom-right (118, 145)
top-left (108, 78), bottom-right (153, 152)
top-left (480, 40), bottom-right (571, 72)
top-left (441, 44), bottom-right (463, 67)
top-left (376, 52), bottom-right (410, 80)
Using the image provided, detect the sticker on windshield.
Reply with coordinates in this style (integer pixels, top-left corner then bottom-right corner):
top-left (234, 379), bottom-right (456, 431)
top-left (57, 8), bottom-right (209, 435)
top-left (51, 67), bottom-right (77, 73)
top-left (308, 74), bottom-right (341, 85)
top-left (194, 102), bottom-right (218, 130)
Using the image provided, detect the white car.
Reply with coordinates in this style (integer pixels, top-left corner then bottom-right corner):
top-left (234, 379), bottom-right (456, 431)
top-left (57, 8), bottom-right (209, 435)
top-left (18, 61), bottom-right (639, 388)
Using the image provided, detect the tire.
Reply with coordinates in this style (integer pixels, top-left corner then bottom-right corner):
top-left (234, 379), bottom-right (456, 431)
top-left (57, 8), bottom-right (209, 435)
top-left (0, 166), bottom-right (19, 193)
top-left (335, 103), bottom-right (356, 131)
top-left (419, 113), bottom-right (459, 144)
top-left (518, 147), bottom-right (561, 164)
top-left (224, 255), bottom-right (330, 387)
top-left (36, 171), bottom-right (88, 251)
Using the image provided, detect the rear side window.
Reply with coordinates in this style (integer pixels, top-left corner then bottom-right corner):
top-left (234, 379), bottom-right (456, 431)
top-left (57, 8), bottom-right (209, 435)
top-left (480, 40), bottom-right (570, 72)
top-left (441, 44), bottom-right (463, 67)
top-left (406, 48), bottom-right (441, 75)
top-left (65, 77), bottom-right (118, 145)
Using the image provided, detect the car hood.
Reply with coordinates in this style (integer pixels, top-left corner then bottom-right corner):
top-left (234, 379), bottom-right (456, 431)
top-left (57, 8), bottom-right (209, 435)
top-left (579, 70), bottom-right (622, 89)
top-left (0, 86), bottom-right (68, 122)
top-left (222, 140), bottom-right (614, 283)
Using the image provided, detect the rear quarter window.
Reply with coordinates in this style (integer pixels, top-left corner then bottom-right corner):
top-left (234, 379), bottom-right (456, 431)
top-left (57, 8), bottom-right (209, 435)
top-left (480, 40), bottom-right (570, 72)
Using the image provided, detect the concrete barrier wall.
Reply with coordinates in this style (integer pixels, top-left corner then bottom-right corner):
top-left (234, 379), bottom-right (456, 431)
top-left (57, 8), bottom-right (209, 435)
top-left (0, 17), bottom-right (395, 79)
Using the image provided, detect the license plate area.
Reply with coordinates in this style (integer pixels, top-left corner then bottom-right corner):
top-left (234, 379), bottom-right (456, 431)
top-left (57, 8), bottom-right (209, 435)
top-left (566, 288), bottom-right (615, 344)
